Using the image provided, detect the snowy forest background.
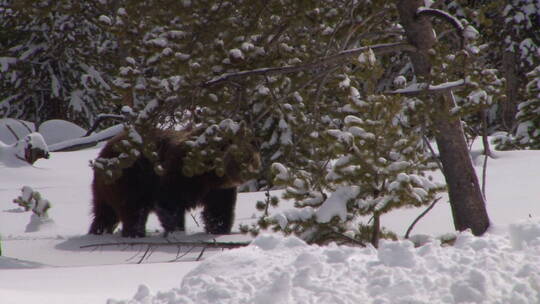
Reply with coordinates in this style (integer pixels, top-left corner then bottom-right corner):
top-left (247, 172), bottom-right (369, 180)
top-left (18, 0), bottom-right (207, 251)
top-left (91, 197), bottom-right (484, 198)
top-left (1, 0), bottom-right (539, 245)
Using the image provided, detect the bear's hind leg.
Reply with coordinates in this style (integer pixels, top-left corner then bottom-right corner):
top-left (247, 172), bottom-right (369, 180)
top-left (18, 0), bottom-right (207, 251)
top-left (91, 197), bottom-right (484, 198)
top-left (119, 203), bottom-right (151, 238)
top-left (89, 201), bottom-right (119, 235)
top-left (202, 187), bottom-right (237, 234)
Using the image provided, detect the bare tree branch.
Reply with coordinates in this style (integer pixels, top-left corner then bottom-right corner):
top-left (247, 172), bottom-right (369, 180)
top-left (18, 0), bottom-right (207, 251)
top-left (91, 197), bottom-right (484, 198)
top-left (422, 135), bottom-right (443, 172)
top-left (416, 8), bottom-right (464, 42)
top-left (202, 42), bottom-right (416, 87)
top-left (405, 197), bottom-right (441, 239)
top-left (416, 8), bottom-right (464, 32)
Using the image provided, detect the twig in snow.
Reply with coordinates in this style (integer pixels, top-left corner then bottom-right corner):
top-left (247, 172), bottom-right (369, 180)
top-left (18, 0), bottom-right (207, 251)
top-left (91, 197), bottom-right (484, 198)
top-left (170, 245), bottom-right (198, 262)
top-left (196, 247), bottom-right (207, 261)
top-left (137, 245), bottom-right (154, 264)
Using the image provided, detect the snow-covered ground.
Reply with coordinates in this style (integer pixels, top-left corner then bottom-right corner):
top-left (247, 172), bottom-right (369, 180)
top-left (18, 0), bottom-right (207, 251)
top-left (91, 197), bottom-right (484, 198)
top-left (1, 127), bottom-right (540, 303)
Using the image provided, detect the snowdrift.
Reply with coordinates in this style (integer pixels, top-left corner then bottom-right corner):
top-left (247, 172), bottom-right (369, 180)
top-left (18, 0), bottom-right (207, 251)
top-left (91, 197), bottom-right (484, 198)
top-left (111, 221), bottom-right (540, 304)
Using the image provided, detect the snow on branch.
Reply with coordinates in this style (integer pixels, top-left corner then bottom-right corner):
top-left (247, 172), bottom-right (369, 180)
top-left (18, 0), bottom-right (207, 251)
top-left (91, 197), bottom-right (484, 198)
top-left (84, 114), bottom-right (125, 137)
top-left (49, 124), bottom-right (123, 152)
top-left (386, 79), bottom-right (467, 95)
top-left (202, 42), bottom-right (416, 87)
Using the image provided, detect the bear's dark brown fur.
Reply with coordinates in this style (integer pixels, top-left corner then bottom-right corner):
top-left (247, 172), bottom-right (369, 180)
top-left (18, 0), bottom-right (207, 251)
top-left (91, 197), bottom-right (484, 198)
top-left (89, 128), bottom-right (260, 237)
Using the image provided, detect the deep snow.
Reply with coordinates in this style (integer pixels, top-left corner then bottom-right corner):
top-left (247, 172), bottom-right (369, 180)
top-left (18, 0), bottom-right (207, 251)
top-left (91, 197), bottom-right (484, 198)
top-left (111, 227), bottom-right (540, 304)
top-left (1, 123), bottom-right (540, 303)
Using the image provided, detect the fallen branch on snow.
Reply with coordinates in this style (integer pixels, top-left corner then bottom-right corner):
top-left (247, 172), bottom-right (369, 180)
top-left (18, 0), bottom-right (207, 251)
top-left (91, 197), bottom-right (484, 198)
top-left (81, 240), bottom-right (252, 263)
top-left (80, 240), bottom-right (251, 250)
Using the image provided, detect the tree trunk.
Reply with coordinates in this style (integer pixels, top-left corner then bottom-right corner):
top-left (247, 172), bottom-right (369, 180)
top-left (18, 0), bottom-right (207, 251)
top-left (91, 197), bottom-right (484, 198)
top-left (501, 50), bottom-right (519, 131)
top-left (371, 212), bottom-right (380, 248)
top-left (397, 0), bottom-right (490, 236)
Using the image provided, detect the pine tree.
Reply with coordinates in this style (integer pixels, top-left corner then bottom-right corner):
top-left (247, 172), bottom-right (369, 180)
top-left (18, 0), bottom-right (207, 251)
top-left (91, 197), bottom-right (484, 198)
top-left (245, 54), bottom-right (443, 246)
top-left (92, 0), bottom-right (396, 188)
top-left (513, 65), bottom-right (540, 148)
top-left (443, 0), bottom-right (538, 142)
top-left (0, 0), bottom-right (115, 128)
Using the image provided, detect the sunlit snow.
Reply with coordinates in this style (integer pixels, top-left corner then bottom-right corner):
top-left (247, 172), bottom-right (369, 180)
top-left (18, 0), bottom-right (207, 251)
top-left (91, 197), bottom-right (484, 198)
top-left (1, 124), bottom-right (540, 303)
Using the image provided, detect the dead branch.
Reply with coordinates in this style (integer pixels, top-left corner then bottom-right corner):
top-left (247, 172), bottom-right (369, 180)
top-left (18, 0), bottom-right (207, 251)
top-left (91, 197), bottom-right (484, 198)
top-left (196, 247), bottom-right (207, 261)
top-left (405, 197), bottom-right (441, 239)
top-left (416, 7), bottom-right (464, 48)
top-left (170, 245), bottom-right (198, 262)
top-left (416, 8), bottom-right (464, 32)
top-left (202, 42), bottom-right (416, 87)
top-left (422, 135), bottom-right (443, 172)
top-left (138, 244), bottom-right (154, 264)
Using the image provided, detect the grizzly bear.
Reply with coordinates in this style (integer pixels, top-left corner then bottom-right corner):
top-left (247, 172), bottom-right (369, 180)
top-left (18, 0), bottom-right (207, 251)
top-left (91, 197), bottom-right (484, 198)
top-left (89, 128), bottom-right (260, 237)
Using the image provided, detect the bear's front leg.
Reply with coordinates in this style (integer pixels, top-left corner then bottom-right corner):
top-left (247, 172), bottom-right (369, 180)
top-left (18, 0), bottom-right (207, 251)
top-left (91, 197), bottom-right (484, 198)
top-left (202, 187), bottom-right (237, 234)
top-left (155, 198), bottom-right (186, 236)
top-left (89, 199), bottom-right (119, 235)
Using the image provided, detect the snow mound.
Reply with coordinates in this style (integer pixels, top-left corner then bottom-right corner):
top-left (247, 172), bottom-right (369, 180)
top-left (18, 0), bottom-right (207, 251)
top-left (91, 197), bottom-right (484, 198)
top-left (110, 223), bottom-right (540, 304)
top-left (38, 119), bottom-right (87, 145)
top-left (0, 118), bottom-right (35, 145)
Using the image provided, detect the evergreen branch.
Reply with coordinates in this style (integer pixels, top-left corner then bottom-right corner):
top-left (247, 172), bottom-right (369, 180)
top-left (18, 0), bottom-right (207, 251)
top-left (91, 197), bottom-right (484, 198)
top-left (80, 240), bottom-right (251, 250)
top-left (253, 64), bottom-right (340, 123)
top-left (202, 42), bottom-right (416, 87)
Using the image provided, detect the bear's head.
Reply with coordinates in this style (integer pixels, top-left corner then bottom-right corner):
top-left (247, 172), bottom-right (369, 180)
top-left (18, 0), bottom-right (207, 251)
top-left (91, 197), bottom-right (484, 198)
top-left (220, 138), bottom-right (261, 188)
